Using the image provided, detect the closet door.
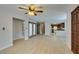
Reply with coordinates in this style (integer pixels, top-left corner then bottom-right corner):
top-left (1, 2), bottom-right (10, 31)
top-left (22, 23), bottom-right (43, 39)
top-left (76, 11), bottom-right (79, 53)
top-left (71, 13), bottom-right (77, 53)
top-left (71, 6), bottom-right (79, 54)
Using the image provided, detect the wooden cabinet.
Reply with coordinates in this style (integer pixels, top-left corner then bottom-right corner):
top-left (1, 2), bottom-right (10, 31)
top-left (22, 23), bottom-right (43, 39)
top-left (71, 6), bottom-right (79, 54)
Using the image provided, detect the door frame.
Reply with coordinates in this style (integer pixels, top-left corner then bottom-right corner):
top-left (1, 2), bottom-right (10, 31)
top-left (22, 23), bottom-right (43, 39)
top-left (12, 17), bottom-right (25, 41)
top-left (28, 21), bottom-right (37, 38)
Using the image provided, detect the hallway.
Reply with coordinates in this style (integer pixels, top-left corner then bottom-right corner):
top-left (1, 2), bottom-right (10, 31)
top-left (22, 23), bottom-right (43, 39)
top-left (0, 35), bottom-right (72, 54)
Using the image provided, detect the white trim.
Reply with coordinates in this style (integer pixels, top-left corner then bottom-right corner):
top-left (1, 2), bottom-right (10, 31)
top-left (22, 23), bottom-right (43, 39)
top-left (0, 44), bottom-right (13, 51)
top-left (25, 37), bottom-right (29, 40)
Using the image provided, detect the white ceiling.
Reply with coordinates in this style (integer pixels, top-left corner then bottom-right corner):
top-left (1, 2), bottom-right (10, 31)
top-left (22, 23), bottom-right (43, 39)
top-left (0, 4), bottom-right (77, 23)
top-left (28, 4), bottom-right (78, 23)
top-left (26, 4), bottom-right (68, 23)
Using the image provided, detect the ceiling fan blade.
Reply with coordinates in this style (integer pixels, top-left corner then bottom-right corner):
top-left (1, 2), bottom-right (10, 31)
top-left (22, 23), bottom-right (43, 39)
top-left (25, 12), bottom-right (28, 14)
top-left (35, 10), bottom-right (43, 13)
top-left (18, 7), bottom-right (28, 10)
top-left (18, 7), bottom-right (25, 9)
top-left (34, 13), bottom-right (37, 16)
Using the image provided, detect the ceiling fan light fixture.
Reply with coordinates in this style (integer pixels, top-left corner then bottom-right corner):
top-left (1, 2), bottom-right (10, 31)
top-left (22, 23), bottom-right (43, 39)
top-left (28, 11), bottom-right (34, 16)
top-left (18, 4), bottom-right (43, 16)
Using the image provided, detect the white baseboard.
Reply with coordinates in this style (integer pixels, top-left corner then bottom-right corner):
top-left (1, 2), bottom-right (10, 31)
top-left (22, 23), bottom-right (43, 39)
top-left (0, 43), bottom-right (13, 51)
top-left (13, 37), bottom-right (24, 40)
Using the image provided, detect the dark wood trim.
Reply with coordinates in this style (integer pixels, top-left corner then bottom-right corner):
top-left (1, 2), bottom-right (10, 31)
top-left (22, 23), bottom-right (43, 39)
top-left (71, 6), bottom-right (79, 14)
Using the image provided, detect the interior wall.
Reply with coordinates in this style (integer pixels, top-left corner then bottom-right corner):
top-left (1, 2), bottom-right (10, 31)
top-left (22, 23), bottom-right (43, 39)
top-left (0, 5), bottom-right (28, 50)
top-left (45, 22), bottom-right (51, 35)
top-left (0, 5), bottom-right (38, 50)
top-left (66, 5), bottom-right (78, 49)
top-left (0, 15), bottom-right (13, 50)
top-left (13, 19), bottom-right (24, 40)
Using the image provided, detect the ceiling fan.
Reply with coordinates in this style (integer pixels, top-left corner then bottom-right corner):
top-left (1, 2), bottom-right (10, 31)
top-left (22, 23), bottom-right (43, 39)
top-left (18, 4), bottom-right (43, 16)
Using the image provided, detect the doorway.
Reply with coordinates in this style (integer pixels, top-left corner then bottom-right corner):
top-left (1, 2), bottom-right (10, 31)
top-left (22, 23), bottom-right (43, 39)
top-left (37, 22), bottom-right (45, 35)
top-left (13, 17), bottom-right (25, 41)
top-left (28, 22), bottom-right (37, 37)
